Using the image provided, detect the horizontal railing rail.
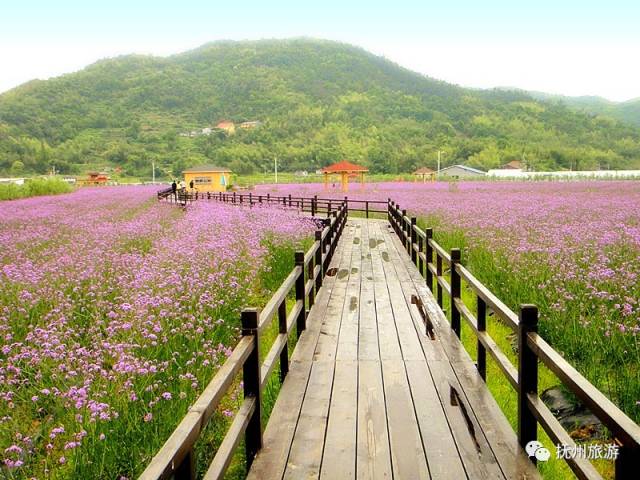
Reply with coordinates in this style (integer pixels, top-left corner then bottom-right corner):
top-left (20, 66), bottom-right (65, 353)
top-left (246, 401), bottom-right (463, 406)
top-left (140, 203), bottom-right (348, 480)
top-left (189, 191), bottom-right (387, 218)
top-left (158, 188), bottom-right (198, 206)
top-left (387, 199), bottom-right (639, 480)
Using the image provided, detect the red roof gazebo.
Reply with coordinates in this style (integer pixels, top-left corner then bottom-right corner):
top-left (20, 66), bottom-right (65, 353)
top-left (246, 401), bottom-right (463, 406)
top-left (321, 161), bottom-right (369, 192)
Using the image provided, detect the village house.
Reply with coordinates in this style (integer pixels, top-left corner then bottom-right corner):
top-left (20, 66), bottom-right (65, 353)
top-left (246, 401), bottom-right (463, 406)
top-left (501, 160), bottom-right (524, 170)
top-left (215, 121), bottom-right (236, 135)
top-left (183, 165), bottom-right (232, 192)
top-left (437, 165), bottom-right (486, 179)
top-left (81, 172), bottom-right (110, 186)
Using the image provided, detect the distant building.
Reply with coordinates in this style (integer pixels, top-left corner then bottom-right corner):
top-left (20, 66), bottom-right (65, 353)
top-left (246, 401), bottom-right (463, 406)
top-left (0, 177), bottom-right (25, 186)
top-left (81, 172), bottom-right (110, 185)
top-left (215, 121), bottom-right (236, 135)
top-left (240, 120), bottom-right (262, 129)
top-left (437, 165), bottom-right (486, 179)
top-left (501, 160), bottom-right (524, 170)
top-left (412, 167), bottom-right (435, 182)
top-left (487, 169), bottom-right (640, 180)
top-left (183, 165), bottom-right (232, 192)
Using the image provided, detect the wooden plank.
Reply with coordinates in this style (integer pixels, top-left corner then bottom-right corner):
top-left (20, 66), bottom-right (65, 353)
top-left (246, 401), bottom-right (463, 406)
top-left (313, 222), bottom-right (357, 362)
top-left (387, 226), bottom-right (538, 479)
top-left (380, 359), bottom-right (430, 479)
top-left (357, 220), bottom-right (380, 362)
top-left (376, 222), bottom-right (474, 479)
top-left (320, 221), bottom-right (362, 478)
top-left (282, 221), bottom-right (358, 478)
top-left (320, 360), bottom-right (359, 479)
top-left (357, 360), bottom-right (392, 480)
top-left (367, 221), bottom-right (430, 479)
top-left (247, 226), bottom-right (352, 480)
top-left (284, 361), bottom-right (335, 479)
top-left (355, 220), bottom-right (393, 480)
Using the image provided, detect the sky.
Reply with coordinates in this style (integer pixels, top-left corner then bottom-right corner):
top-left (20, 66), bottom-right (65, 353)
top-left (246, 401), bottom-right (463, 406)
top-left (1, 1), bottom-right (639, 101)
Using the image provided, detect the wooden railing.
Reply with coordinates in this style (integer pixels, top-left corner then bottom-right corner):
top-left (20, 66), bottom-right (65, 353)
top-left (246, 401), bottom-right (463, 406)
top-left (157, 188), bottom-right (198, 206)
top-left (139, 203), bottom-right (348, 480)
top-left (174, 190), bottom-right (387, 218)
top-left (388, 199), bottom-right (640, 480)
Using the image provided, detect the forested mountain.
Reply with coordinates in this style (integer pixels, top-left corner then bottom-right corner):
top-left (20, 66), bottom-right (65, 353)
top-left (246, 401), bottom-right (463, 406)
top-left (1, 38), bottom-right (639, 178)
top-left (500, 88), bottom-right (640, 127)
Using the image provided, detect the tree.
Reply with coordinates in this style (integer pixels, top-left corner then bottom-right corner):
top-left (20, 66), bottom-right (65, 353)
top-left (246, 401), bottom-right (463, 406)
top-left (10, 160), bottom-right (25, 175)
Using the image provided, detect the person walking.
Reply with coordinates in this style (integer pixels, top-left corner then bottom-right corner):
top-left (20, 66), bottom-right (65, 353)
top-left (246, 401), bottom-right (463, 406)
top-left (189, 179), bottom-right (194, 190)
top-left (171, 180), bottom-right (177, 201)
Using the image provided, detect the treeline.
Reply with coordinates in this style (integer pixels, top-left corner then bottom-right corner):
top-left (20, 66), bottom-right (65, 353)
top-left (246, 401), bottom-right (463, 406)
top-left (1, 39), bottom-right (639, 178)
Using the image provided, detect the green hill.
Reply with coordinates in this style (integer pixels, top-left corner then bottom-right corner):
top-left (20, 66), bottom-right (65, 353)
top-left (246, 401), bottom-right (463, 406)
top-left (1, 38), bottom-right (639, 178)
top-left (500, 88), bottom-right (640, 127)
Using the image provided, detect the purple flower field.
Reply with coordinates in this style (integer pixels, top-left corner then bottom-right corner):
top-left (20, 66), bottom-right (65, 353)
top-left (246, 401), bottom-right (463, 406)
top-left (0, 187), bottom-right (314, 477)
top-left (258, 181), bottom-right (640, 420)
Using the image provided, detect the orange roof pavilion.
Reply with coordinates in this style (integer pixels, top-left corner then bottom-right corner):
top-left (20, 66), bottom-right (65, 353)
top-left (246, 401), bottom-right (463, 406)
top-left (321, 161), bottom-right (369, 192)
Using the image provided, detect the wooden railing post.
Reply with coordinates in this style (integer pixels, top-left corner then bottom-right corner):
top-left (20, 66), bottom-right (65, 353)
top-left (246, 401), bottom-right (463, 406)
top-left (615, 442), bottom-right (633, 480)
top-left (174, 449), bottom-right (195, 480)
top-left (315, 230), bottom-right (323, 289)
top-left (450, 248), bottom-right (461, 337)
top-left (366, 200), bottom-right (369, 218)
top-left (401, 209), bottom-right (407, 247)
top-left (233, 192), bottom-right (236, 204)
top-left (477, 296), bottom-right (487, 381)
top-left (387, 199), bottom-right (391, 225)
top-left (410, 217), bottom-right (417, 264)
top-left (241, 308), bottom-right (262, 469)
top-left (249, 192), bottom-right (252, 206)
top-left (278, 301), bottom-right (288, 382)
top-left (330, 211), bottom-right (338, 260)
top-left (418, 231), bottom-right (424, 276)
top-left (426, 228), bottom-right (434, 292)
top-left (518, 304), bottom-right (538, 460)
top-left (308, 254), bottom-right (315, 310)
top-left (295, 251), bottom-right (306, 337)
top-left (312, 195), bottom-right (317, 216)
top-left (267, 193), bottom-right (270, 204)
top-left (288, 194), bottom-right (292, 207)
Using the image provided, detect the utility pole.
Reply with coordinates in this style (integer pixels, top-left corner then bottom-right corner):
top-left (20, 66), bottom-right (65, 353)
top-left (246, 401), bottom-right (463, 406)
top-left (274, 156), bottom-right (278, 184)
top-left (437, 150), bottom-right (444, 178)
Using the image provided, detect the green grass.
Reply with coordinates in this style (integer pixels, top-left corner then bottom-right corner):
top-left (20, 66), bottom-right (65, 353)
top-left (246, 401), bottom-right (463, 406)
top-left (0, 177), bottom-right (74, 201)
top-left (178, 235), bottom-right (315, 479)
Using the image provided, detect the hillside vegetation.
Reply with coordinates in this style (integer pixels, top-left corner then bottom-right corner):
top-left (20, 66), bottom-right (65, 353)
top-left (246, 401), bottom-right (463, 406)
top-left (504, 88), bottom-right (640, 127)
top-left (1, 39), bottom-right (639, 177)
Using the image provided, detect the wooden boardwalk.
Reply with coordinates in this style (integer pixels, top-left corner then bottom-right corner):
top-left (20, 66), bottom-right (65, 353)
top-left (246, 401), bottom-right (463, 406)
top-left (248, 218), bottom-right (539, 480)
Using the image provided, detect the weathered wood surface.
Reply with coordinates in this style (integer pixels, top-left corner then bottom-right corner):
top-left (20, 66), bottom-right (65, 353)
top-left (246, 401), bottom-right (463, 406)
top-left (247, 218), bottom-right (539, 480)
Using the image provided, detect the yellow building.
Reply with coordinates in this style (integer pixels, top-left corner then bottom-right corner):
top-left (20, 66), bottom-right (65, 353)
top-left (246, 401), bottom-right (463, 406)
top-left (183, 165), bottom-right (232, 192)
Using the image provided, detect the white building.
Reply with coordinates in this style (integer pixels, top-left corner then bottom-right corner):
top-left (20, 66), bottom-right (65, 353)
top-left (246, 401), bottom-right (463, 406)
top-left (0, 177), bottom-right (25, 185)
top-left (487, 169), bottom-right (640, 180)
